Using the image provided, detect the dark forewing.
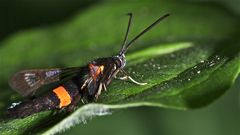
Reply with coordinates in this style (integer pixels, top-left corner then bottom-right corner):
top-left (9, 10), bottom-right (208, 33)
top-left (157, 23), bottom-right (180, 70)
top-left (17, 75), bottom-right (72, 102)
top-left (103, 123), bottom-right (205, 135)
top-left (9, 67), bottom-right (82, 97)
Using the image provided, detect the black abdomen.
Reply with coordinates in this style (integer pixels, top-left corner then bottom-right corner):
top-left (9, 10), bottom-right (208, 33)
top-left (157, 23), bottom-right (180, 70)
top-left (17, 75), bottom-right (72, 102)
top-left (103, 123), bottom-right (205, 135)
top-left (7, 80), bottom-right (81, 118)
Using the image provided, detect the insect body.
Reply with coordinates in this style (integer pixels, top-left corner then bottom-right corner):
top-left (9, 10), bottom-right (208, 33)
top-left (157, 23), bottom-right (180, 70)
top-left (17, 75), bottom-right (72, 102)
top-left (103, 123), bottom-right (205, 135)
top-left (7, 13), bottom-right (169, 118)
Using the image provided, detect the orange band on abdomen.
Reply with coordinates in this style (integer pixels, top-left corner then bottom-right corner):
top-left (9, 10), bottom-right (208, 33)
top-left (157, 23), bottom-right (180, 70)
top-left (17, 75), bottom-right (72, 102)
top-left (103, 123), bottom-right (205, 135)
top-left (53, 86), bottom-right (71, 108)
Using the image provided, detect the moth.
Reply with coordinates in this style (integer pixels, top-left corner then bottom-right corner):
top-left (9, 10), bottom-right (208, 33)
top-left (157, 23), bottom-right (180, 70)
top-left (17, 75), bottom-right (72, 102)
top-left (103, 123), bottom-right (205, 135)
top-left (7, 13), bottom-right (169, 118)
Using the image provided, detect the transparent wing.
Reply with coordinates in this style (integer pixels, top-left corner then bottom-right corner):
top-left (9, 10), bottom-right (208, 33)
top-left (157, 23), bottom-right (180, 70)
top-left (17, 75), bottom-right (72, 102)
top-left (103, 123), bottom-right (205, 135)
top-left (9, 67), bottom-right (82, 97)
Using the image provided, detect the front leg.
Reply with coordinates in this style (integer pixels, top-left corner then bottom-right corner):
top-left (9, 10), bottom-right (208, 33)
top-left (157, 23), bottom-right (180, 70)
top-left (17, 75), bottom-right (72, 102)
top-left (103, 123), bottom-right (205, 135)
top-left (117, 70), bottom-right (147, 85)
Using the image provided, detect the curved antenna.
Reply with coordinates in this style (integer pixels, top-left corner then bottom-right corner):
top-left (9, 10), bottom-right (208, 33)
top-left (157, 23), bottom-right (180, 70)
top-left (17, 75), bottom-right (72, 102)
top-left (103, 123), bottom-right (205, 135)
top-left (120, 13), bottom-right (133, 55)
top-left (121, 13), bottom-right (170, 55)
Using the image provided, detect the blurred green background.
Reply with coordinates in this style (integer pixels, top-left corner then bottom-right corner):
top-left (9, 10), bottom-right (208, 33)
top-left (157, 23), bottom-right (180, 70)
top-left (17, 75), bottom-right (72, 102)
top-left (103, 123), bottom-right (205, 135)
top-left (0, 0), bottom-right (239, 135)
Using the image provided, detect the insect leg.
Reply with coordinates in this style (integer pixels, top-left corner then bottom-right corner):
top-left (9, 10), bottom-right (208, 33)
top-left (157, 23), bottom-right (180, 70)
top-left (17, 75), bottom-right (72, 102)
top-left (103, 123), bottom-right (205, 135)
top-left (95, 83), bottom-right (103, 100)
top-left (103, 83), bottom-right (107, 91)
top-left (117, 70), bottom-right (147, 85)
top-left (81, 98), bottom-right (88, 104)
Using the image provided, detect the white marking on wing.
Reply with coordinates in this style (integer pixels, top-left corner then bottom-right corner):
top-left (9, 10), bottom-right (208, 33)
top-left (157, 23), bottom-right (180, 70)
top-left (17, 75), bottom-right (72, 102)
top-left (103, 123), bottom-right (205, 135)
top-left (45, 70), bottom-right (60, 78)
top-left (24, 73), bottom-right (38, 87)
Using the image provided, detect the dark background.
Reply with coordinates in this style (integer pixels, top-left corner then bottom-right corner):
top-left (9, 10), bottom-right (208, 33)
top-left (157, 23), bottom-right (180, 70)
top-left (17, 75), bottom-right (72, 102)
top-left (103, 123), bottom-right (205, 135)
top-left (0, 0), bottom-right (97, 41)
top-left (0, 0), bottom-right (239, 135)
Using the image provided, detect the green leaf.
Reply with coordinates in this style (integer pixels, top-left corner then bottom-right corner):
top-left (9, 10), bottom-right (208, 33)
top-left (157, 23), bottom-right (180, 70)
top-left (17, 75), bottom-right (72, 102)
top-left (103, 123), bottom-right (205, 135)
top-left (0, 0), bottom-right (239, 134)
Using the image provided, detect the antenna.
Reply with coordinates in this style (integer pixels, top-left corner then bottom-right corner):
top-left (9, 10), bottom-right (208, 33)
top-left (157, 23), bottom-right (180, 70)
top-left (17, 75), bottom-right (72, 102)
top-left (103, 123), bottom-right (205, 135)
top-left (120, 13), bottom-right (133, 54)
top-left (120, 13), bottom-right (170, 55)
